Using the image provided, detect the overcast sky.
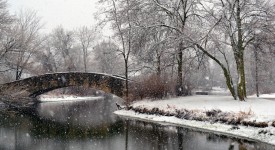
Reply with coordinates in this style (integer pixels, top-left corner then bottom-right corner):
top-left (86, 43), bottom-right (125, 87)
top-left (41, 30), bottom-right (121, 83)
top-left (7, 0), bottom-right (98, 33)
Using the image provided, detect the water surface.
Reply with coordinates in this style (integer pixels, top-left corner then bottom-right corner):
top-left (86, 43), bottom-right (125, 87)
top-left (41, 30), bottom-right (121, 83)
top-left (0, 96), bottom-right (274, 150)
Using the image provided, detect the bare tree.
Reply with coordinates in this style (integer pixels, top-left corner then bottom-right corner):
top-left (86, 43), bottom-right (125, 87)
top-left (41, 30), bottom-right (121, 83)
top-left (196, 0), bottom-right (274, 100)
top-left (145, 0), bottom-right (202, 95)
top-left (5, 10), bottom-right (43, 80)
top-left (249, 21), bottom-right (275, 96)
top-left (32, 36), bottom-right (57, 74)
top-left (132, 25), bottom-right (175, 77)
top-left (99, 0), bottom-right (137, 103)
top-left (0, 0), bottom-right (14, 68)
top-left (94, 40), bottom-right (124, 75)
top-left (76, 26), bottom-right (96, 72)
top-left (50, 26), bottom-right (76, 72)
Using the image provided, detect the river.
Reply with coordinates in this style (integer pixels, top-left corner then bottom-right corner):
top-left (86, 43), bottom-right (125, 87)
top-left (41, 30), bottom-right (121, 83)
top-left (0, 96), bottom-right (274, 150)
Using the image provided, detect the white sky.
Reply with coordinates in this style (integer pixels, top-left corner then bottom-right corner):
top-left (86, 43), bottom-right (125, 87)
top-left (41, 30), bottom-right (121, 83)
top-left (7, 0), bottom-right (99, 33)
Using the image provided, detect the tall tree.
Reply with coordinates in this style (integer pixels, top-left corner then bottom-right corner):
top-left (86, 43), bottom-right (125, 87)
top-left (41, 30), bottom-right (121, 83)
top-left (0, 0), bottom-right (14, 70)
top-left (99, 0), bottom-right (138, 103)
top-left (50, 26), bottom-right (76, 72)
top-left (33, 37), bottom-right (57, 74)
top-left (132, 26), bottom-right (173, 76)
top-left (94, 40), bottom-right (124, 75)
top-left (147, 0), bottom-right (201, 95)
top-left (76, 26), bottom-right (96, 72)
top-left (249, 21), bottom-right (275, 96)
top-left (196, 0), bottom-right (274, 100)
top-left (6, 10), bottom-right (43, 80)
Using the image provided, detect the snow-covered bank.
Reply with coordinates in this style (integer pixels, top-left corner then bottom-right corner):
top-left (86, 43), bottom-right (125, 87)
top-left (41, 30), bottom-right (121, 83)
top-left (39, 95), bottom-right (103, 102)
top-left (114, 95), bottom-right (275, 146)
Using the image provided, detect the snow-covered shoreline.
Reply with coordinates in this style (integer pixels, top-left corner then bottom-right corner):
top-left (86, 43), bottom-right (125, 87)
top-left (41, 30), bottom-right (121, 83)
top-left (115, 110), bottom-right (275, 146)
top-left (114, 95), bottom-right (275, 146)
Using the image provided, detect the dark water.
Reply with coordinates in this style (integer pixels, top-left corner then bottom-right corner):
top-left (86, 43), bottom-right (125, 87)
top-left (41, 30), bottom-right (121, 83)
top-left (0, 96), bottom-right (274, 150)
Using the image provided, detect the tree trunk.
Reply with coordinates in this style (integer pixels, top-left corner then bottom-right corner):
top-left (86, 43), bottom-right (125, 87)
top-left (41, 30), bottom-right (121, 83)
top-left (83, 49), bottom-right (87, 72)
top-left (235, 0), bottom-right (246, 101)
top-left (223, 67), bottom-right (237, 100)
top-left (196, 44), bottom-right (237, 100)
top-left (125, 59), bottom-right (129, 106)
top-left (176, 42), bottom-right (183, 96)
top-left (255, 50), bottom-right (259, 97)
top-left (16, 66), bottom-right (22, 80)
top-left (177, 42), bottom-right (183, 86)
top-left (157, 54), bottom-right (161, 76)
top-left (237, 59), bottom-right (245, 101)
top-left (234, 53), bottom-right (246, 101)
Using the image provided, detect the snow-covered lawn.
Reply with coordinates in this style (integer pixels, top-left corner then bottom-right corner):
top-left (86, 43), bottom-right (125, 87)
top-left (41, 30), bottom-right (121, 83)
top-left (250, 93), bottom-right (275, 100)
top-left (114, 95), bottom-right (275, 146)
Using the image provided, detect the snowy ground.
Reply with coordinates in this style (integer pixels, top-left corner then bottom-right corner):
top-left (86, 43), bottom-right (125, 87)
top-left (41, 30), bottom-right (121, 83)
top-left (250, 93), bottom-right (275, 100)
top-left (114, 95), bottom-right (275, 146)
top-left (38, 95), bottom-right (103, 102)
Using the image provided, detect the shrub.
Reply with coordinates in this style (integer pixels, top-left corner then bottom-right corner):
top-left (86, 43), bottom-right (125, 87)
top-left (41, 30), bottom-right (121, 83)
top-left (130, 74), bottom-right (169, 100)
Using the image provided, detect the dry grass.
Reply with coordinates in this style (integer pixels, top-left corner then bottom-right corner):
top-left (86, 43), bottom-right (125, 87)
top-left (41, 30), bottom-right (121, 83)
top-left (129, 106), bottom-right (271, 128)
top-left (238, 107), bottom-right (254, 118)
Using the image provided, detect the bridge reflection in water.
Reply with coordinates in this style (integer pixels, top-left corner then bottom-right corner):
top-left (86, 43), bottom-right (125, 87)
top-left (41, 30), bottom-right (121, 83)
top-left (0, 96), bottom-right (274, 150)
top-left (37, 97), bottom-right (114, 126)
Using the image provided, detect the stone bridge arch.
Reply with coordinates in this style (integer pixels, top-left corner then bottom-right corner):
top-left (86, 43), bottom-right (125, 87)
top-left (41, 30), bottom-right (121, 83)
top-left (0, 72), bottom-right (126, 98)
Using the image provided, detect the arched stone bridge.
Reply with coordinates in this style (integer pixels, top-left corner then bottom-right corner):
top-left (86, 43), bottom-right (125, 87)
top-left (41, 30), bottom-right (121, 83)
top-left (0, 72), bottom-right (126, 99)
